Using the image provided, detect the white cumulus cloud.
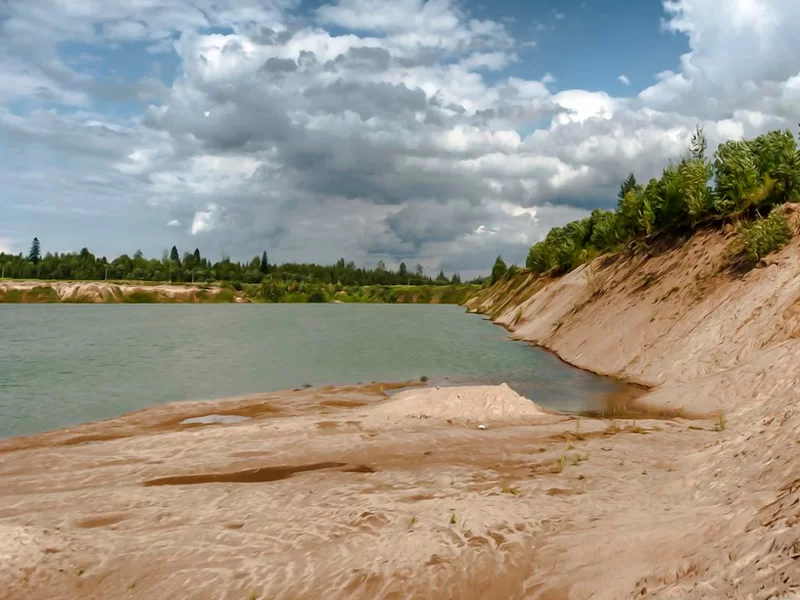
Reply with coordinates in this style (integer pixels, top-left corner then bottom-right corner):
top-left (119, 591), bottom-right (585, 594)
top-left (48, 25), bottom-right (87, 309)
top-left (190, 204), bottom-right (221, 236)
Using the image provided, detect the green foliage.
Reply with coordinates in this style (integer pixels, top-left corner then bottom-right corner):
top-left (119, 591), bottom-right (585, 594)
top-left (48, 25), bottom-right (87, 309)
top-left (28, 237), bottom-right (41, 265)
top-left (124, 290), bottom-right (159, 303)
top-left (519, 126), bottom-right (800, 280)
top-left (731, 209), bottom-right (792, 263)
top-left (0, 244), bottom-right (464, 291)
top-left (28, 286), bottom-right (59, 302)
top-left (526, 218), bottom-right (593, 274)
top-left (491, 255), bottom-right (508, 284)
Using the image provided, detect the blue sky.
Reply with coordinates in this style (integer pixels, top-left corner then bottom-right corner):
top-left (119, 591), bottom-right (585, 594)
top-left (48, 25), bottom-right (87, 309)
top-left (1, 0), bottom-right (798, 275)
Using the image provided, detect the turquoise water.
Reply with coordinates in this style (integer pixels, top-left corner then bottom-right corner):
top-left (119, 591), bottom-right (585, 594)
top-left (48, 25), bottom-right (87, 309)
top-left (0, 305), bottom-right (626, 437)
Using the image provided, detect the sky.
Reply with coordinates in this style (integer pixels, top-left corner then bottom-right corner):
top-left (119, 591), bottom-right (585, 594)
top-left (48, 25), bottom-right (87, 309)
top-left (2, 0), bottom-right (800, 277)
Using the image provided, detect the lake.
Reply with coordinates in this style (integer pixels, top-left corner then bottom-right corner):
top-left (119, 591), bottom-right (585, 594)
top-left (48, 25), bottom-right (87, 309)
top-left (0, 304), bottom-right (630, 438)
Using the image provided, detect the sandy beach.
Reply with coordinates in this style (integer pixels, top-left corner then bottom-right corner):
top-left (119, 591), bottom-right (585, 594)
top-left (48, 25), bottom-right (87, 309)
top-left (0, 381), bottom-right (726, 600)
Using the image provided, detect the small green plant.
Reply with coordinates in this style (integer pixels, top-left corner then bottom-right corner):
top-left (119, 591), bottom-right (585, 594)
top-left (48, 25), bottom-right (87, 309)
top-left (570, 453), bottom-right (589, 467)
top-left (501, 485), bottom-right (520, 495)
top-left (730, 209), bottom-right (792, 263)
top-left (715, 412), bottom-right (727, 431)
top-left (512, 307), bottom-right (524, 327)
top-left (127, 581), bottom-right (137, 590)
top-left (574, 417), bottom-right (585, 441)
top-left (410, 516), bottom-right (418, 526)
top-left (552, 455), bottom-right (567, 474)
top-left (630, 420), bottom-right (647, 434)
top-left (420, 375), bottom-right (429, 383)
top-left (449, 512), bottom-right (456, 525)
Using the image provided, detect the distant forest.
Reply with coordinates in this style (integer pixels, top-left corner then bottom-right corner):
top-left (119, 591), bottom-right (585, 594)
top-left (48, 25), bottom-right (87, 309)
top-left (0, 242), bottom-right (478, 287)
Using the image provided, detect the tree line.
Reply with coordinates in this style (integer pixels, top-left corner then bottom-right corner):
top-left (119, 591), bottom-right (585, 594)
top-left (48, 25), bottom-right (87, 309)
top-left (1, 242), bottom-right (474, 287)
top-left (522, 127), bottom-right (800, 276)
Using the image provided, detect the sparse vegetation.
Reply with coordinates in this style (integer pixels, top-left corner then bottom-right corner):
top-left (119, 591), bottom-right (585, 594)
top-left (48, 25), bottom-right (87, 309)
top-left (573, 417), bottom-right (585, 441)
top-left (715, 413), bottom-right (728, 431)
top-left (552, 454), bottom-right (567, 474)
top-left (449, 512), bottom-right (457, 525)
top-left (512, 307), bottom-right (524, 327)
top-left (501, 485), bottom-right (520, 495)
top-left (569, 454), bottom-right (589, 467)
top-left (420, 375), bottom-right (429, 383)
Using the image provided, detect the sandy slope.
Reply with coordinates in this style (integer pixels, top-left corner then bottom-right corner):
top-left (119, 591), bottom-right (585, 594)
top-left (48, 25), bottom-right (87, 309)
top-left (467, 206), bottom-right (800, 598)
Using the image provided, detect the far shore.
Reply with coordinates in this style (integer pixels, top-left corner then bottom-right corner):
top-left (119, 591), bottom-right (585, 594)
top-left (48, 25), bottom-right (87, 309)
top-left (0, 278), bottom-right (478, 304)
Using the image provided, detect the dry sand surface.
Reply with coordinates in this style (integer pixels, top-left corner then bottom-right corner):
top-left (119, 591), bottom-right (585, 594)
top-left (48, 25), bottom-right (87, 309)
top-left (0, 382), bottom-right (726, 600)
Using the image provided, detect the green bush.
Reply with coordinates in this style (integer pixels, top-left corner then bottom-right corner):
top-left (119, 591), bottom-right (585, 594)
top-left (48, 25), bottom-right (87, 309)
top-left (124, 290), bottom-right (159, 303)
top-left (307, 290), bottom-right (327, 303)
top-left (731, 209), bottom-right (792, 263)
top-left (29, 286), bottom-right (59, 302)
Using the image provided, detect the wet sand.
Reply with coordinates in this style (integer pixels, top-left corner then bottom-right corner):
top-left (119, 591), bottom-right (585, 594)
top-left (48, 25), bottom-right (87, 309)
top-left (0, 382), bottom-right (723, 600)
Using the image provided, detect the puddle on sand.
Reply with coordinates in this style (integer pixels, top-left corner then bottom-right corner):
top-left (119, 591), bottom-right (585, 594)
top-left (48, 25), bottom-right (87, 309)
top-left (179, 414), bottom-right (250, 426)
top-left (142, 462), bottom-right (349, 486)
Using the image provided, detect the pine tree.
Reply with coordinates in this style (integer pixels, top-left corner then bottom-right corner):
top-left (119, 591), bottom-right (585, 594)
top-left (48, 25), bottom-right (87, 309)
top-left (28, 237), bottom-right (41, 265)
top-left (491, 255), bottom-right (507, 284)
top-left (618, 173), bottom-right (639, 200)
top-left (170, 246), bottom-right (181, 266)
top-left (260, 251), bottom-right (269, 274)
top-left (193, 248), bottom-right (201, 263)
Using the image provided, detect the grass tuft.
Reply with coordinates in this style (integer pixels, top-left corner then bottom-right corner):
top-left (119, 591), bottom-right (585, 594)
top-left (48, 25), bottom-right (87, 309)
top-left (551, 455), bottom-right (567, 474)
top-left (573, 417), bottom-right (585, 441)
top-left (715, 412), bottom-right (727, 431)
